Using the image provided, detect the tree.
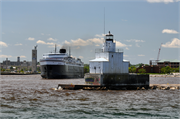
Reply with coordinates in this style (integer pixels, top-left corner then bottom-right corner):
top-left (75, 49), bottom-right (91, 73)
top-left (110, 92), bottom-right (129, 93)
top-left (138, 68), bottom-right (146, 73)
top-left (84, 64), bottom-right (89, 74)
top-left (21, 69), bottom-right (24, 73)
top-left (129, 66), bottom-right (137, 73)
top-left (161, 66), bottom-right (172, 73)
top-left (37, 67), bottom-right (41, 72)
top-left (175, 67), bottom-right (179, 72)
top-left (29, 68), bottom-right (32, 71)
top-left (10, 66), bottom-right (13, 71)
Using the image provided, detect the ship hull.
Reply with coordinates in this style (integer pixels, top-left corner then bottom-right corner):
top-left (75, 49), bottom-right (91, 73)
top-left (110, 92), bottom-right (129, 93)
top-left (40, 65), bottom-right (84, 79)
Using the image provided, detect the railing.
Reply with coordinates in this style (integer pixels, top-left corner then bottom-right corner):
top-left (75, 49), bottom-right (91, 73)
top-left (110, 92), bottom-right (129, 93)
top-left (95, 48), bottom-right (123, 53)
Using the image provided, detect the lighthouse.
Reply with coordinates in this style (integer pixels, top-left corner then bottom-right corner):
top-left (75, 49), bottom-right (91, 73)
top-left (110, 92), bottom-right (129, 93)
top-left (85, 31), bottom-right (149, 89)
top-left (89, 31), bottom-right (129, 74)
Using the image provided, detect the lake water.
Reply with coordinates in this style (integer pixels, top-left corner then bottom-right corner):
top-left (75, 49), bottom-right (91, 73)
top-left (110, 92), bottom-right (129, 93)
top-left (0, 75), bottom-right (180, 119)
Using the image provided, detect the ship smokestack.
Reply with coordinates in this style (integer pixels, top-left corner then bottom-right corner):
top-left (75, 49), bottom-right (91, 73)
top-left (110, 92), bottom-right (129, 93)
top-left (59, 49), bottom-right (66, 53)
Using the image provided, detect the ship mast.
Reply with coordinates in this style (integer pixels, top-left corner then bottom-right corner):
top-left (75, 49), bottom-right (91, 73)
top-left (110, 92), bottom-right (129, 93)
top-left (55, 44), bottom-right (56, 53)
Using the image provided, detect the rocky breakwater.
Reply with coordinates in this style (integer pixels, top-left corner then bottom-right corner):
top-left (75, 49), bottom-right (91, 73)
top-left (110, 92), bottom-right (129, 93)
top-left (149, 84), bottom-right (180, 90)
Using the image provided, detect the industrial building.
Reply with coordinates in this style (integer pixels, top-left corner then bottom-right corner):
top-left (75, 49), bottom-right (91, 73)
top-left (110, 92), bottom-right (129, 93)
top-left (1, 45), bottom-right (38, 73)
top-left (157, 59), bottom-right (180, 68)
top-left (1, 57), bottom-right (32, 70)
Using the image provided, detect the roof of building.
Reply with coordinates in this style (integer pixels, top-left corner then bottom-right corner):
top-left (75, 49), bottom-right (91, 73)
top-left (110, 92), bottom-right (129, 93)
top-left (90, 58), bottom-right (109, 62)
top-left (123, 59), bottom-right (130, 62)
top-left (158, 59), bottom-right (180, 63)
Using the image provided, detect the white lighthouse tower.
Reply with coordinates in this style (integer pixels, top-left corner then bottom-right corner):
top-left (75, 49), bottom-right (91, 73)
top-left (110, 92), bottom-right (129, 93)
top-left (89, 31), bottom-right (129, 74)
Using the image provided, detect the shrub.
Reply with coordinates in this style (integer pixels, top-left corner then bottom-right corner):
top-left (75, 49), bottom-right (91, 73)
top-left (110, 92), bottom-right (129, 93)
top-left (138, 68), bottom-right (146, 73)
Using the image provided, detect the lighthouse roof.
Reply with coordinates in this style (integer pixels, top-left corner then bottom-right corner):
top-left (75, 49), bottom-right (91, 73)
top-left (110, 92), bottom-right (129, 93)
top-left (90, 58), bottom-right (109, 62)
top-left (106, 31), bottom-right (113, 36)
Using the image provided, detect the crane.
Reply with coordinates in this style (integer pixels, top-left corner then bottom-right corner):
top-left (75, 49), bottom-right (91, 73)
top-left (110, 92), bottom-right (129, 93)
top-left (157, 43), bottom-right (162, 61)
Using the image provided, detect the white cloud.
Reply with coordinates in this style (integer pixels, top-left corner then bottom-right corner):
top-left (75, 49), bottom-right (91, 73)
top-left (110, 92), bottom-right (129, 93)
top-left (162, 38), bottom-right (180, 48)
top-left (125, 39), bottom-right (145, 42)
top-left (125, 47), bottom-right (129, 50)
top-left (95, 34), bottom-right (105, 38)
top-left (136, 43), bottom-right (140, 47)
top-left (0, 41), bottom-right (8, 47)
top-left (123, 55), bottom-right (128, 57)
top-left (64, 38), bottom-right (103, 46)
top-left (47, 42), bottom-right (55, 45)
top-left (41, 33), bottom-right (44, 35)
top-left (162, 29), bottom-right (178, 34)
top-left (147, 0), bottom-right (174, 4)
top-left (138, 54), bottom-right (145, 56)
top-left (79, 56), bottom-right (83, 59)
top-left (37, 40), bottom-right (46, 44)
top-left (2, 32), bottom-right (5, 34)
top-left (0, 55), bottom-right (12, 58)
top-left (47, 38), bottom-right (57, 41)
top-left (28, 37), bottom-right (35, 41)
top-left (20, 55), bottom-right (26, 58)
top-left (116, 41), bottom-right (131, 47)
top-left (36, 40), bottom-right (60, 48)
top-left (0, 50), bottom-right (1, 52)
top-left (15, 43), bottom-right (22, 46)
top-left (76, 47), bottom-right (80, 49)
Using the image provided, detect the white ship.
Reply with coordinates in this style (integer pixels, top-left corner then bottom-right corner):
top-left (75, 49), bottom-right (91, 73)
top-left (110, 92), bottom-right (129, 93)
top-left (40, 47), bottom-right (84, 79)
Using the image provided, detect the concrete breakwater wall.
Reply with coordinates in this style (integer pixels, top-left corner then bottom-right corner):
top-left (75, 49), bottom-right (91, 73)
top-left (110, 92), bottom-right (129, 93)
top-left (150, 74), bottom-right (180, 77)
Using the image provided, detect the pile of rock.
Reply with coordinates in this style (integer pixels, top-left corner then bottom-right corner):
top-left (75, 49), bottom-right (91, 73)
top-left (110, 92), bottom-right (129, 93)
top-left (149, 85), bottom-right (180, 90)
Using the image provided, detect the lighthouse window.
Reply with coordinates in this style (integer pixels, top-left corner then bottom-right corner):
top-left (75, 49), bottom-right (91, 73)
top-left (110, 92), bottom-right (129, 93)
top-left (112, 55), bottom-right (113, 58)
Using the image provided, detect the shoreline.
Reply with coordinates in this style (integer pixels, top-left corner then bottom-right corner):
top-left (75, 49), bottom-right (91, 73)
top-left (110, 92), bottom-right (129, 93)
top-left (0, 72), bottom-right (40, 75)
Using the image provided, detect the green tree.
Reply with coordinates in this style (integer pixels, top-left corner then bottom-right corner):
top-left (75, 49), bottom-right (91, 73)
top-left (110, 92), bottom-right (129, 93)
top-left (129, 66), bottom-right (137, 73)
top-left (21, 69), bottom-right (24, 73)
top-left (37, 67), bottom-right (41, 72)
top-left (161, 67), bottom-right (166, 73)
top-left (165, 66), bottom-right (171, 73)
top-left (138, 68), bottom-right (146, 73)
top-left (84, 64), bottom-right (89, 74)
top-left (10, 66), bottom-right (13, 71)
top-left (175, 67), bottom-right (179, 72)
top-left (29, 68), bottom-right (32, 71)
top-left (161, 66), bottom-right (172, 73)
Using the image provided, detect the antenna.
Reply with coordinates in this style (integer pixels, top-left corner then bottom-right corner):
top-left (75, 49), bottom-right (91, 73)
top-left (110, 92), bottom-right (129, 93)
top-left (157, 43), bottom-right (162, 61)
top-left (104, 7), bottom-right (105, 35)
top-left (69, 47), bottom-right (71, 57)
top-left (55, 44), bottom-right (56, 53)
top-left (104, 7), bottom-right (105, 43)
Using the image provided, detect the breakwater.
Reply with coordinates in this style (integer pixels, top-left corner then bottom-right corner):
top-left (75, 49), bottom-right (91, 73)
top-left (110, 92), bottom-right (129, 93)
top-left (150, 74), bottom-right (180, 77)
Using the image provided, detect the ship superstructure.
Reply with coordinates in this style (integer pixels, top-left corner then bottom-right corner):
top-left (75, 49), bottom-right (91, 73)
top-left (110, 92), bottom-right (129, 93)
top-left (40, 48), bottom-right (84, 79)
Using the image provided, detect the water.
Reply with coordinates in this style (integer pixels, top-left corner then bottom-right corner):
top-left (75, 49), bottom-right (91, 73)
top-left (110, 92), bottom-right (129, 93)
top-left (0, 75), bottom-right (180, 119)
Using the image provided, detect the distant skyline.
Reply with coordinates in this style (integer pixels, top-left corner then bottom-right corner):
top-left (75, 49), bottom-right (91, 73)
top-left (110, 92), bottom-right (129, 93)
top-left (0, 0), bottom-right (179, 64)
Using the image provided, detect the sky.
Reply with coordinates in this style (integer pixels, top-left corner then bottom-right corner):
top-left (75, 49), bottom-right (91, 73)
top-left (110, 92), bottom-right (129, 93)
top-left (0, 0), bottom-right (179, 64)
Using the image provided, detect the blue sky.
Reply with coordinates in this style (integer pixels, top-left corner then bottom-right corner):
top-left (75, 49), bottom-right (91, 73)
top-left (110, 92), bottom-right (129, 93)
top-left (0, 0), bottom-right (179, 64)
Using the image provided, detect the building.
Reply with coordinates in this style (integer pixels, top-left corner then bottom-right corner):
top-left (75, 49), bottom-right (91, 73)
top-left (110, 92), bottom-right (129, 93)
top-left (136, 65), bottom-right (161, 73)
top-left (32, 45), bottom-right (38, 73)
top-left (89, 31), bottom-right (129, 74)
top-left (157, 59), bottom-right (180, 68)
top-left (1, 57), bottom-right (32, 70)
